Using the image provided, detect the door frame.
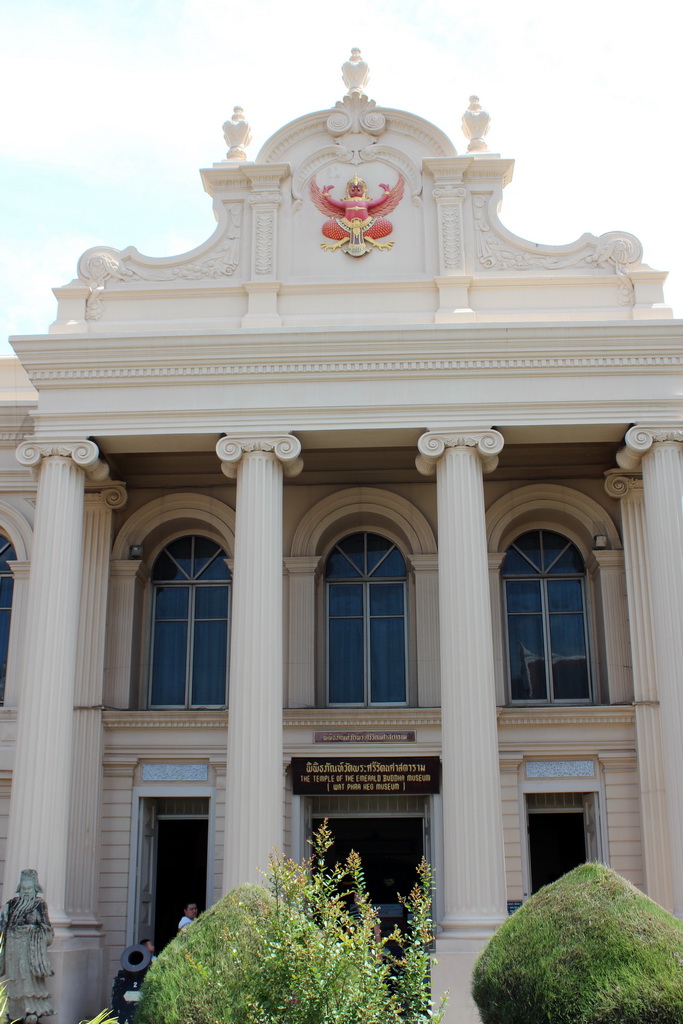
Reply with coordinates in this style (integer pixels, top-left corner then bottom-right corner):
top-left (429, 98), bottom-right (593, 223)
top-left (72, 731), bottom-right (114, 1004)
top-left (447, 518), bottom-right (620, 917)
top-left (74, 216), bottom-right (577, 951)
top-left (519, 770), bottom-right (607, 900)
top-left (127, 784), bottom-right (216, 947)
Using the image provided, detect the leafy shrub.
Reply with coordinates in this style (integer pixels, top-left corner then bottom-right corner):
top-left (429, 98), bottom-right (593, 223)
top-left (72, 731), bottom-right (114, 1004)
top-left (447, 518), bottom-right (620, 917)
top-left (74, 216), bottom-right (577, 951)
top-left (135, 823), bottom-right (445, 1024)
top-left (472, 862), bottom-right (683, 1024)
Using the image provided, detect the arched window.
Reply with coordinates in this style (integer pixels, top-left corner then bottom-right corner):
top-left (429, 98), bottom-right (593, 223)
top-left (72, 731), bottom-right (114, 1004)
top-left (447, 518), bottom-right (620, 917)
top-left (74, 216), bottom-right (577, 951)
top-left (0, 535), bottom-right (16, 705)
top-left (150, 536), bottom-right (231, 708)
top-left (503, 530), bottom-right (590, 703)
top-left (325, 532), bottom-right (407, 705)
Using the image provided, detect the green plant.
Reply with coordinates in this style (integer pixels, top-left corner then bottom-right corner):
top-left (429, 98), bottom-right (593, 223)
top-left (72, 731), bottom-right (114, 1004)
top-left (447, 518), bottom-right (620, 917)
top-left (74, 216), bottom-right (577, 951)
top-left (135, 822), bottom-right (445, 1024)
top-left (472, 862), bottom-right (683, 1024)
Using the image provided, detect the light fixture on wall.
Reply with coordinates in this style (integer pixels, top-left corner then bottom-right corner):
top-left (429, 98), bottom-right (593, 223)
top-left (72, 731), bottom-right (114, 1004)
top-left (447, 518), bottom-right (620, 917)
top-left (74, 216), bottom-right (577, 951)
top-left (593, 535), bottom-right (608, 550)
top-left (129, 544), bottom-right (144, 559)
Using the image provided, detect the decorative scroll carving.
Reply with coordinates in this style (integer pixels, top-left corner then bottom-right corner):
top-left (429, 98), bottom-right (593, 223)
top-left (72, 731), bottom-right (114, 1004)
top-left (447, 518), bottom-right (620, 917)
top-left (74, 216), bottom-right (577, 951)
top-left (216, 435), bottom-right (303, 479)
top-left (472, 194), bottom-right (642, 304)
top-left (326, 92), bottom-right (386, 140)
top-left (415, 430), bottom-right (504, 475)
top-left (16, 440), bottom-right (109, 481)
top-left (604, 473), bottom-right (643, 500)
top-left (78, 206), bottom-right (244, 318)
top-left (617, 426), bottom-right (683, 470)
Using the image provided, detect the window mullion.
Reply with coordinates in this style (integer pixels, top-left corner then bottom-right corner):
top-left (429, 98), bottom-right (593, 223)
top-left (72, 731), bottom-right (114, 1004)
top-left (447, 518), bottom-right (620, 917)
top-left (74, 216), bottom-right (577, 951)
top-left (541, 577), bottom-right (554, 702)
top-left (187, 585), bottom-right (196, 707)
top-left (364, 581), bottom-right (371, 705)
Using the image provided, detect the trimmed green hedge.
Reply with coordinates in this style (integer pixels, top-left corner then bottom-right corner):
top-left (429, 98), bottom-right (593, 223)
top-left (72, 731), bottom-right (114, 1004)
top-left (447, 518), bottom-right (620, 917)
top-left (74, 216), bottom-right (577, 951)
top-left (472, 863), bottom-right (683, 1024)
top-left (135, 883), bottom-right (275, 1024)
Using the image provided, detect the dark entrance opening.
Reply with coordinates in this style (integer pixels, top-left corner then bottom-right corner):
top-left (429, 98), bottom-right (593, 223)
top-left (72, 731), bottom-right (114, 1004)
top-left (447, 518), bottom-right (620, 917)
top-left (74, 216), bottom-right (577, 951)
top-left (312, 816), bottom-right (423, 934)
top-left (528, 812), bottom-right (586, 893)
top-left (154, 818), bottom-right (208, 951)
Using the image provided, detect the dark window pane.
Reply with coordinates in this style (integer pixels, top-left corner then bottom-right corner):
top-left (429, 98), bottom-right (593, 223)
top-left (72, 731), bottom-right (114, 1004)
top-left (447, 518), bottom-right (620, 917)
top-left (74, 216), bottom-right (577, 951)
top-left (514, 532), bottom-right (542, 572)
top-left (166, 537), bottom-right (193, 578)
top-left (550, 615), bottom-right (589, 700)
top-left (197, 554), bottom-right (231, 581)
top-left (506, 580), bottom-right (541, 613)
top-left (550, 545), bottom-right (585, 574)
top-left (372, 548), bottom-right (406, 578)
top-left (547, 579), bottom-right (583, 613)
top-left (192, 536), bottom-right (218, 578)
top-left (329, 619), bottom-right (364, 703)
top-left (366, 534), bottom-right (392, 574)
top-left (151, 621), bottom-right (187, 705)
top-left (503, 547), bottom-right (539, 576)
top-left (0, 608), bottom-right (10, 703)
top-left (192, 620), bottom-right (227, 705)
top-left (0, 539), bottom-right (16, 572)
top-left (541, 531), bottom-right (570, 572)
top-left (195, 586), bottom-right (229, 619)
top-left (0, 576), bottom-right (13, 609)
top-left (328, 584), bottom-right (363, 617)
top-left (370, 618), bottom-right (405, 703)
top-left (325, 549), bottom-right (361, 578)
top-left (153, 550), bottom-right (185, 582)
top-left (338, 534), bottom-right (366, 574)
top-left (369, 583), bottom-right (404, 616)
top-left (508, 615), bottom-right (547, 701)
top-left (154, 586), bottom-right (189, 620)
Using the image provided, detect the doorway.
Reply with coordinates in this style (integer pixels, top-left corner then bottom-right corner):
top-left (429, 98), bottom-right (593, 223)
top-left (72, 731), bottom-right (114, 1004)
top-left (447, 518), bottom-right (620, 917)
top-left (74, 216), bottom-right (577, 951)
top-left (312, 816), bottom-right (424, 933)
top-left (526, 792), bottom-right (599, 893)
top-left (135, 796), bottom-right (209, 952)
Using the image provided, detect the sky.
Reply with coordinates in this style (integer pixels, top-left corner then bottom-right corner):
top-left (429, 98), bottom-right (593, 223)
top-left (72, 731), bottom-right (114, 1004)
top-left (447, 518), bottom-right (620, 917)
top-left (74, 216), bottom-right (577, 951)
top-left (1, 0), bottom-right (681, 356)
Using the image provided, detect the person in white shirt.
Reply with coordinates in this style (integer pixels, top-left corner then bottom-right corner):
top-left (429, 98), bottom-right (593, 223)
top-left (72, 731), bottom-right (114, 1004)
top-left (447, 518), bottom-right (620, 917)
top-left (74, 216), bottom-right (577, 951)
top-left (177, 902), bottom-right (198, 932)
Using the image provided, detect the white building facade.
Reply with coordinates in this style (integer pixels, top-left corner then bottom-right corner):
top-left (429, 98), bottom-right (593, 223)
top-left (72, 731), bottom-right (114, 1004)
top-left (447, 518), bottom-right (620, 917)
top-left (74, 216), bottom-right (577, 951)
top-left (1, 52), bottom-right (682, 1023)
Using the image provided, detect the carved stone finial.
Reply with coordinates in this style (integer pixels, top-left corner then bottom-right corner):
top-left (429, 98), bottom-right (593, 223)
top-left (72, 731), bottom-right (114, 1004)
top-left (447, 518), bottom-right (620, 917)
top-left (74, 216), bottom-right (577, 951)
top-left (222, 106), bottom-right (252, 162)
top-left (342, 48), bottom-right (369, 97)
top-left (462, 95), bottom-right (490, 153)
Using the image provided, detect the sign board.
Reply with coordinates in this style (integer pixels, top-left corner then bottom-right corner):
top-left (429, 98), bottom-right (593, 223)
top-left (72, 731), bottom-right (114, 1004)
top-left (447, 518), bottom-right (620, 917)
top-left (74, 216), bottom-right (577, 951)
top-left (291, 757), bottom-right (440, 794)
top-left (314, 731), bottom-right (416, 743)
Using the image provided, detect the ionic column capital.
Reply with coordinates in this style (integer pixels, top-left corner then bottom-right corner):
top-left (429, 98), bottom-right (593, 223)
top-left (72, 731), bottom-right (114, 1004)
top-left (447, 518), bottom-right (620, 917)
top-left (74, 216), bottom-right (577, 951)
top-left (616, 426), bottom-right (683, 471)
top-left (216, 435), bottom-right (303, 479)
top-left (416, 429), bottom-right (504, 476)
top-left (604, 469), bottom-right (643, 500)
top-left (85, 481), bottom-right (128, 510)
top-left (16, 439), bottom-right (110, 482)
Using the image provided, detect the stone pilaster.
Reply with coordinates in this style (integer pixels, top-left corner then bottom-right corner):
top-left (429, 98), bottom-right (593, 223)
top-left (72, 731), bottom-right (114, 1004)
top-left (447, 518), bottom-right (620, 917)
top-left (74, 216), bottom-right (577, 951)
top-left (4, 440), bottom-right (109, 920)
top-left (417, 430), bottom-right (507, 939)
top-left (586, 549), bottom-right (633, 704)
top-left (406, 554), bottom-right (440, 707)
top-left (216, 435), bottom-right (302, 889)
top-left (67, 485), bottom-right (126, 928)
top-left (242, 165), bottom-right (288, 327)
top-left (284, 556), bottom-right (321, 708)
top-left (103, 559), bottom-right (150, 708)
top-left (605, 472), bottom-right (671, 907)
top-left (487, 552), bottom-right (506, 706)
top-left (613, 427), bottom-right (683, 913)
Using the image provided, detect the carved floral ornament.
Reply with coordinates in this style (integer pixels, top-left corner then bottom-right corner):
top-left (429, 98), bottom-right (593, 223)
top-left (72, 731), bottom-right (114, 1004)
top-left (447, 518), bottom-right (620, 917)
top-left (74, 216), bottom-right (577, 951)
top-left (16, 440), bottom-right (111, 481)
top-left (415, 430), bottom-right (504, 476)
top-left (216, 436), bottom-right (303, 479)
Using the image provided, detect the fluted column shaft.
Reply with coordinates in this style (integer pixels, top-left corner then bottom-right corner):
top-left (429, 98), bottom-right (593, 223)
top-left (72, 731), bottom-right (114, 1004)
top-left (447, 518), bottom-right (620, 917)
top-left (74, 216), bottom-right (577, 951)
top-left (67, 486), bottom-right (126, 925)
top-left (4, 441), bottom-right (108, 919)
top-left (417, 431), bottom-right (506, 938)
top-left (621, 430), bottom-right (683, 915)
top-left (605, 473), bottom-right (672, 909)
top-left (217, 435), bottom-right (302, 890)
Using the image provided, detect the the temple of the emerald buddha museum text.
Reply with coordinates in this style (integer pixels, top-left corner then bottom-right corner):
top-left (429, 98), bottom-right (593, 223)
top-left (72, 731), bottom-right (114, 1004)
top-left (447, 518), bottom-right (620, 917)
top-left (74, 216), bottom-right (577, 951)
top-left (0, 50), bottom-right (681, 1023)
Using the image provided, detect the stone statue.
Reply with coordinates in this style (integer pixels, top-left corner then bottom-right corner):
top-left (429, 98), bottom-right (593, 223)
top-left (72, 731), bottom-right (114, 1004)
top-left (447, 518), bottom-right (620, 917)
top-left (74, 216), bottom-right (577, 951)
top-left (0, 869), bottom-right (54, 1022)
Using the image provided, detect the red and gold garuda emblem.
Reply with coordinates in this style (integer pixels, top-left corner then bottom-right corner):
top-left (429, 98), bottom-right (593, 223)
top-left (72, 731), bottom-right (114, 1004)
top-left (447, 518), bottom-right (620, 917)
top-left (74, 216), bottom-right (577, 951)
top-left (310, 173), bottom-right (405, 257)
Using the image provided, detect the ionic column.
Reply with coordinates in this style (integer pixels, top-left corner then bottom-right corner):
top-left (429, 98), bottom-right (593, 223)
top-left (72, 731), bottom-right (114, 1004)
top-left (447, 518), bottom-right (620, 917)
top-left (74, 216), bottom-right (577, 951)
top-left (605, 472), bottom-right (672, 907)
top-left (217, 435), bottom-right (302, 890)
top-left (4, 440), bottom-right (109, 922)
top-left (417, 430), bottom-right (507, 940)
top-left (617, 427), bottom-right (683, 915)
top-left (67, 484), bottom-right (127, 927)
